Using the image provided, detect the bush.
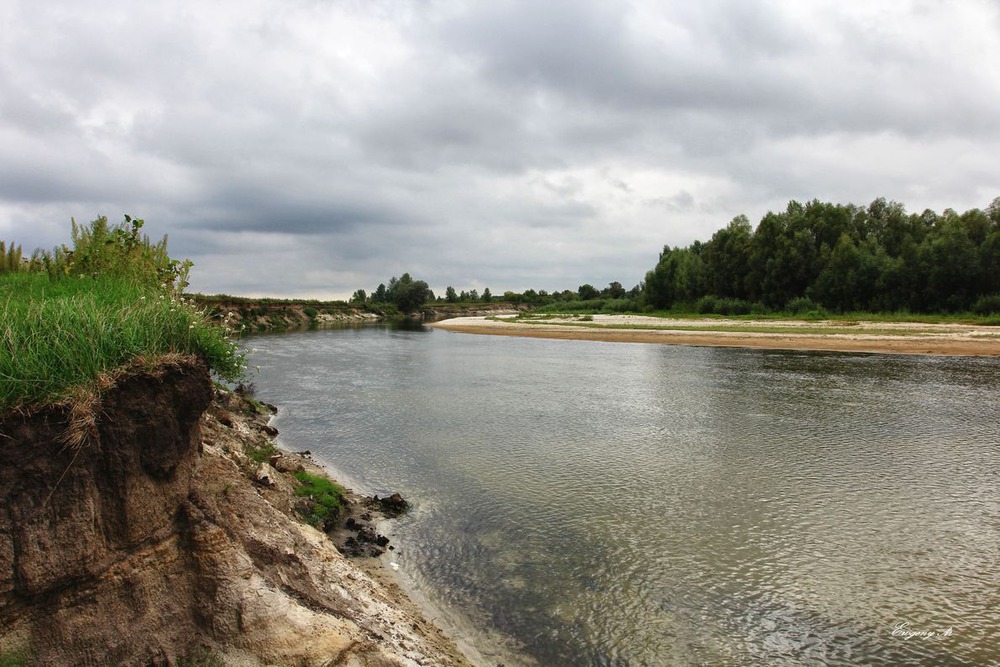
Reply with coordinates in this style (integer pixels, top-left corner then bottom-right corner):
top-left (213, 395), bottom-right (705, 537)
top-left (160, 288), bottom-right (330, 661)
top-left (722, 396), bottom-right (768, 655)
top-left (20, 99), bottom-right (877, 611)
top-left (695, 295), bottom-right (717, 314)
top-left (785, 296), bottom-right (820, 315)
top-left (972, 294), bottom-right (1000, 315)
top-left (695, 295), bottom-right (752, 315)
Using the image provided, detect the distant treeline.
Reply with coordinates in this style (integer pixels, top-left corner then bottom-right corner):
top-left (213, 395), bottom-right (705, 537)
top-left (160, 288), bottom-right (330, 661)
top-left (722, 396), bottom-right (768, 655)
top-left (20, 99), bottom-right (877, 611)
top-left (353, 197), bottom-right (1000, 317)
top-left (643, 197), bottom-right (1000, 315)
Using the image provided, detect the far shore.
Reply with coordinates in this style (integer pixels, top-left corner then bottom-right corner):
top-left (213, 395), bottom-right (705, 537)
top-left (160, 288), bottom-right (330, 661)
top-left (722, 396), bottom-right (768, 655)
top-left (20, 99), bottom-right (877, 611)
top-left (428, 314), bottom-right (1000, 357)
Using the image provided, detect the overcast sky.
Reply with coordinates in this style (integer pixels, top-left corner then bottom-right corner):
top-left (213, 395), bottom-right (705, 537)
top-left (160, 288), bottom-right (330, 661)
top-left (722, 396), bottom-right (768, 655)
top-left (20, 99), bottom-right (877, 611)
top-left (2, 1), bottom-right (998, 299)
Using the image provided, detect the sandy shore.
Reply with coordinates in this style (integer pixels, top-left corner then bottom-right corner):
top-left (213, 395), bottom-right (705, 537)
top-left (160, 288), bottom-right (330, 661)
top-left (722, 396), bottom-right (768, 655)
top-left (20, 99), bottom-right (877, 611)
top-left (429, 314), bottom-right (1000, 357)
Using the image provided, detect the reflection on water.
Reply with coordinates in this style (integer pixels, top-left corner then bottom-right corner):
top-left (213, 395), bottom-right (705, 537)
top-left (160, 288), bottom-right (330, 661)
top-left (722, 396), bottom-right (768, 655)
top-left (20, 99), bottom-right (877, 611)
top-left (249, 326), bottom-right (1000, 666)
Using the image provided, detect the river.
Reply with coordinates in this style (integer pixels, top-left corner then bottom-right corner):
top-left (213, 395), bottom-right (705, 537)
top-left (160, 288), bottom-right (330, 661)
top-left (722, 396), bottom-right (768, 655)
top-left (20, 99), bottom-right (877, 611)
top-left (247, 324), bottom-right (999, 666)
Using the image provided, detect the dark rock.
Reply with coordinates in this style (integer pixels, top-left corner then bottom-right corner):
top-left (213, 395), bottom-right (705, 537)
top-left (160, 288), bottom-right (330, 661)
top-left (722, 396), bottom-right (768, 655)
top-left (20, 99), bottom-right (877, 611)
top-left (372, 492), bottom-right (409, 517)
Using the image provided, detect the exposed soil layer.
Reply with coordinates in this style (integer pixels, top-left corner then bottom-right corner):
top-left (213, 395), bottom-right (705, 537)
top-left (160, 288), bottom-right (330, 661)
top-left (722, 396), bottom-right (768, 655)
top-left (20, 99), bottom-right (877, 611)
top-left (0, 356), bottom-right (471, 666)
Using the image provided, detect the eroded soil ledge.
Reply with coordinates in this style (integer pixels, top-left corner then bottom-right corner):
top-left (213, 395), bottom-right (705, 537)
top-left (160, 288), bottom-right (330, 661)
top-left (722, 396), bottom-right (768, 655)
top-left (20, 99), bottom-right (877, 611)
top-left (0, 356), bottom-right (470, 666)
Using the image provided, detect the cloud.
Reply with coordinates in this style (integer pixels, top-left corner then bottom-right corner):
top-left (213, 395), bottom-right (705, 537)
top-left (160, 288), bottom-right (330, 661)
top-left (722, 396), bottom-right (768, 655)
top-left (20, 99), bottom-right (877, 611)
top-left (1, 0), bottom-right (998, 298)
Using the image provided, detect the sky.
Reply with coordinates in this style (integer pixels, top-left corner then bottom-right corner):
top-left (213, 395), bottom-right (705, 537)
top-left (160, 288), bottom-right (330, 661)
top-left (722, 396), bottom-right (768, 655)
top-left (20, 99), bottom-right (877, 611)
top-left (2, 0), bottom-right (998, 299)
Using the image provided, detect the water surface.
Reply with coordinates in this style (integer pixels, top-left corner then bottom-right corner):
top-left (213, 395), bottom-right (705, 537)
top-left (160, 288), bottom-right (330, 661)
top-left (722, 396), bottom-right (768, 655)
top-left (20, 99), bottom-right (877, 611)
top-left (249, 326), bottom-right (999, 666)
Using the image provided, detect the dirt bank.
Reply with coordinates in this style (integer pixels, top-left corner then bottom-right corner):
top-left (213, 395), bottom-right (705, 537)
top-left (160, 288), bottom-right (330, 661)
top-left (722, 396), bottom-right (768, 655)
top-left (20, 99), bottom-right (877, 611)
top-left (429, 315), bottom-right (1000, 356)
top-left (0, 356), bottom-right (471, 666)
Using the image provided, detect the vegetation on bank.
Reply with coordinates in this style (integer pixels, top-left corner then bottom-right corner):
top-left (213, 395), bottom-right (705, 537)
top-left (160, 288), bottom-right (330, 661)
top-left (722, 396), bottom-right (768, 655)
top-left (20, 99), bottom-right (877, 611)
top-left (642, 198), bottom-right (1000, 315)
top-left (350, 197), bottom-right (1000, 322)
top-left (0, 216), bottom-right (246, 413)
top-left (293, 471), bottom-right (346, 530)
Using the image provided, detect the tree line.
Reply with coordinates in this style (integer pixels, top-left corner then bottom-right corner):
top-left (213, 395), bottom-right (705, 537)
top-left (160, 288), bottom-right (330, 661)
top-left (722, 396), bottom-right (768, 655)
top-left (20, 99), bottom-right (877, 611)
top-left (351, 197), bottom-right (1000, 316)
top-left (644, 197), bottom-right (1000, 314)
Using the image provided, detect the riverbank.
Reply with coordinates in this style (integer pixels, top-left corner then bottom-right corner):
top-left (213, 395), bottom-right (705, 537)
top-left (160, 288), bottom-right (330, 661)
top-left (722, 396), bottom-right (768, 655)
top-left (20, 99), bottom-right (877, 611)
top-left (201, 385), bottom-right (475, 666)
top-left (429, 314), bottom-right (1000, 356)
top-left (0, 357), bottom-right (473, 666)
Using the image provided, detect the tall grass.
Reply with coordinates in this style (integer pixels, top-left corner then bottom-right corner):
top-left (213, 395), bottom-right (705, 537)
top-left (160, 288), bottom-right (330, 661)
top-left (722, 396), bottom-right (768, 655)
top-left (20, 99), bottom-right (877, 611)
top-left (0, 216), bottom-right (245, 413)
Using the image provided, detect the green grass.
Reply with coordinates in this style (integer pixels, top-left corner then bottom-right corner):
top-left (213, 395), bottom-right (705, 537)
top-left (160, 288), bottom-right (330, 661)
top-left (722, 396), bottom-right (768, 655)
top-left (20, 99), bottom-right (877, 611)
top-left (292, 471), bottom-right (346, 528)
top-left (0, 273), bottom-right (245, 412)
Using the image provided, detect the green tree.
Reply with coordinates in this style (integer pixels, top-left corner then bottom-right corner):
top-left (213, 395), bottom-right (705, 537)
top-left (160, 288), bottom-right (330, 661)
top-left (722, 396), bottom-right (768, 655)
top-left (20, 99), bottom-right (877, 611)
top-left (810, 234), bottom-right (886, 311)
top-left (481, 287), bottom-right (492, 302)
top-left (350, 289), bottom-right (367, 304)
top-left (919, 215), bottom-right (979, 310)
top-left (385, 273), bottom-right (432, 313)
top-left (603, 281), bottom-right (626, 299)
top-left (578, 284), bottom-right (599, 300)
top-left (703, 214), bottom-right (752, 299)
top-left (445, 286), bottom-right (458, 303)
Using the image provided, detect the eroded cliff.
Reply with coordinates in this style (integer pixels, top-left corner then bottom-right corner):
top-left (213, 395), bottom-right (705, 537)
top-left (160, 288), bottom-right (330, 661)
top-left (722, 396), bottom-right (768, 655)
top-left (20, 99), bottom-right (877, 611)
top-left (0, 356), bottom-right (469, 666)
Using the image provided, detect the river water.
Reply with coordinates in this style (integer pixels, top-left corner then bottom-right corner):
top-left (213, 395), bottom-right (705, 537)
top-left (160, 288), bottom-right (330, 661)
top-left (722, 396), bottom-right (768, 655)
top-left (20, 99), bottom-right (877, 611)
top-left (247, 325), bottom-right (999, 666)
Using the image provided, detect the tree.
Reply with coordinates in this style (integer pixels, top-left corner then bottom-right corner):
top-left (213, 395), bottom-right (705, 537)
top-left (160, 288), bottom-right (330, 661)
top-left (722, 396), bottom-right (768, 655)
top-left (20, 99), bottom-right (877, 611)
top-left (372, 283), bottom-right (387, 302)
top-left (350, 289), bottom-right (367, 304)
top-left (578, 284), bottom-right (599, 300)
top-left (481, 287), bottom-right (492, 302)
top-left (703, 214), bottom-right (752, 299)
top-left (384, 273), bottom-right (432, 313)
top-left (603, 281), bottom-right (626, 299)
top-left (810, 234), bottom-right (885, 311)
top-left (445, 286), bottom-right (458, 303)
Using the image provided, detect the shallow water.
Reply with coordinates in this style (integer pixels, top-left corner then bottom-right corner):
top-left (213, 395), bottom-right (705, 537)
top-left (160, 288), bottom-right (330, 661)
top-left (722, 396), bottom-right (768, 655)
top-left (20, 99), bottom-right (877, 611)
top-left (249, 325), bottom-right (1000, 666)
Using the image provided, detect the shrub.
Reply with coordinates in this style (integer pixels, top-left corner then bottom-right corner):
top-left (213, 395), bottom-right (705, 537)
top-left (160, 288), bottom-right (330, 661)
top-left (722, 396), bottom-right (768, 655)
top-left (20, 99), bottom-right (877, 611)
top-left (695, 296), bottom-right (752, 315)
top-left (696, 295), bottom-right (717, 314)
top-left (972, 293), bottom-right (1000, 315)
top-left (785, 296), bottom-right (820, 315)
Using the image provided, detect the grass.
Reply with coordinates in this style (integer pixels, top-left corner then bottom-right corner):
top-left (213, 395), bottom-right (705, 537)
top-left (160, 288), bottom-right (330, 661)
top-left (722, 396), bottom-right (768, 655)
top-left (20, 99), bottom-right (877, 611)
top-left (0, 272), bottom-right (245, 413)
top-left (292, 471), bottom-right (346, 529)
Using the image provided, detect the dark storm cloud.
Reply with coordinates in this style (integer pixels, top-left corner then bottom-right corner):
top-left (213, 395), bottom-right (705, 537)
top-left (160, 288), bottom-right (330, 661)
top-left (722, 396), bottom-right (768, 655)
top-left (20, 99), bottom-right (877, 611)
top-left (1, 0), bottom-right (998, 298)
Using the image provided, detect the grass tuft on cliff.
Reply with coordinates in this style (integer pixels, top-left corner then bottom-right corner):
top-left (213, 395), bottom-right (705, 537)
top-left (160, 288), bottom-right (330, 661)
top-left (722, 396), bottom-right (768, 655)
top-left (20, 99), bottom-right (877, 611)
top-left (293, 471), bottom-right (346, 529)
top-left (0, 216), bottom-right (246, 413)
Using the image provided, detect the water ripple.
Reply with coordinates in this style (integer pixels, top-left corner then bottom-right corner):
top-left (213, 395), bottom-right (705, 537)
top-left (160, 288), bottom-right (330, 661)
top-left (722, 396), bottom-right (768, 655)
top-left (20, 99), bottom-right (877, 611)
top-left (249, 329), bottom-right (1000, 666)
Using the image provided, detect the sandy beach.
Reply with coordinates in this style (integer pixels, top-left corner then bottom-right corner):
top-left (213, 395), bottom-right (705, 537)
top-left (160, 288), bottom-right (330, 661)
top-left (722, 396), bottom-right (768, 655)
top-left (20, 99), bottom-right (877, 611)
top-left (429, 314), bottom-right (1000, 356)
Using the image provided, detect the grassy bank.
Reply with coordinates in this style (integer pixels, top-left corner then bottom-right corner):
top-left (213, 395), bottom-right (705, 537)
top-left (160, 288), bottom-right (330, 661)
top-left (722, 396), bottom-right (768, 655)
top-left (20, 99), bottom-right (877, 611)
top-left (1, 218), bottom-right (245, 413)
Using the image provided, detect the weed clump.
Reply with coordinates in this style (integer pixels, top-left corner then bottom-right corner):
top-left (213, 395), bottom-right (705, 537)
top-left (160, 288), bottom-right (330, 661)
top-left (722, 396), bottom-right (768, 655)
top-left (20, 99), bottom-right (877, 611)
top-left (292, 471), bottom-right (346, 530)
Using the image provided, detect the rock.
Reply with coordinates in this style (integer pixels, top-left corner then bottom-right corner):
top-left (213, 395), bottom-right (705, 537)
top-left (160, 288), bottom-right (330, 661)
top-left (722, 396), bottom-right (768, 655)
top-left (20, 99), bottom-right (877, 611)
top-left (372, 493), bottom-right (410, 517)
top-left (255, 463), bottom-right (277, 487)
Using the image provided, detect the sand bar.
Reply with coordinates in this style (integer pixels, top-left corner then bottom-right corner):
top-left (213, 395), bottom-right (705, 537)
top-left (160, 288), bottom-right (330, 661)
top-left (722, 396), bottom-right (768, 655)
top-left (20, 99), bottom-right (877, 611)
top-left (429, 314), bottom-right (1000, 357)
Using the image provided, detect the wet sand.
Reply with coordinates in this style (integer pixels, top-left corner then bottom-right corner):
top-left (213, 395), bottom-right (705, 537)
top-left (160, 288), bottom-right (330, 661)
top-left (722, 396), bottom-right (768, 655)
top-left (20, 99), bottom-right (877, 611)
top-left (429, 315), bottom-right (1000, 357)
